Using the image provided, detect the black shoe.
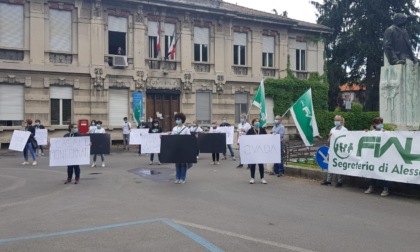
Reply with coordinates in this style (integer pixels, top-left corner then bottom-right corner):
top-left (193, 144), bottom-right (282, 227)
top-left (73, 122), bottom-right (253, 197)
top-left (320, 181), bottom-right (332, 186)
top-left (236, 164), bottom-right (243, 168)
top-left (277, 174), bottom-right (284, 177)
top-left (269, 172), bottom-right (276, 176)
top-left (74, 179), bottom-right (79, 184)
top-left (64, 179), bottom-right (71, 184)
top-left (335, 182), bottom-right (343, 187)
top-left (221, 157), bottom-right (227, 160)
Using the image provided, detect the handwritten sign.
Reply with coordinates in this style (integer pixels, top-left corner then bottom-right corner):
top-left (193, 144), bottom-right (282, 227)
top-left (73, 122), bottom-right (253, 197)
top-left (239, 135), bottom-right (281, 164)
top-left (130, 129), bottom-right (149, 145)
top-left (35, 129), bottom-right (48, 146)
top-left (9, 130), bottom-right (31, 152)
top-left (141, 134), bottom-right (161, 153)
top-left (219, 126), bottom-right (235, 145)
top-left (49, 137), bottom-right (90, 166)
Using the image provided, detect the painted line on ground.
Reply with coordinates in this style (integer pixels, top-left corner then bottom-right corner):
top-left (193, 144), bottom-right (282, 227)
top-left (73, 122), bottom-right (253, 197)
top-left (172, 219), bottom-right (316, 252)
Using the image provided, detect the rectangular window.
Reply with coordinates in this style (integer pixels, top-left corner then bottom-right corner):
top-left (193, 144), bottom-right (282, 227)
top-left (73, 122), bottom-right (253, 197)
top-left (109, 89), bottom-right (129, 126)
top-left (0, 3), bottom-right (24, 49)
top-left (194, 27), bottom-right (209, 62)
top-left (262, 36), bottom-right (274, 67)
top-left (0, 84), bottom-right (24, 126)
top-left (108, 16), bottom-right (127, 55)
top-left (50, 9), bottom-right (72, 53)
top-left (296, 42), bottom-right (307, 71)
top-left (165, 23), bottom-right (175, 60)
top-left (235, 93), bottom-right (248, 123)
top-left (196, 92), bottom-right (211, 124)
top-left (50, 86), bottom-right (72, 125)
top-left (233, 32), bottom-right (247, 66)
top-left (148, 21), bottom-right (159, 59)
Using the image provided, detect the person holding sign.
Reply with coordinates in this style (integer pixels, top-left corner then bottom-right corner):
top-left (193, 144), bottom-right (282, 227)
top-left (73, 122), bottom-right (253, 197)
top-left (220, 117), bottom-right (235, 161)
top-left (64, 124), bottom-right (82, 184)
top-left (190, 120), bottom-right (203, 159)
top-left (91, 121), bottom-right (106, 167)
top-left (22, 119), bottom-right (37, 166)
top-left (149, 119), bottom-right (162, 165)
top-left (271, 115), bottom-right (285, 177)
top-left (89, 120), bottom-right (97, 133)
top-left (122, 117), bottom-right (131, 151)
top-left (171, 113), bottom-right (191, 184)
top-left (236, 114), bottom-right (251, 168)
top-left (246, 118), bottom-right (267, 184)
top-left (209, 121), bottom-right (222, 165)
top-left (34, 119), bottom-right (45, 156)
top-left (137, 117), bottom-right (149, 156)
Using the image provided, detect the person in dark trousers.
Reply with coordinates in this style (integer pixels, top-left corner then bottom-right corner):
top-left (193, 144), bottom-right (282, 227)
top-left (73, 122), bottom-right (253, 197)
top-left (209, 121), bottom-right (222, 165)
top-left (220, 117), bottom-right (235, 160)
top-left (149, 119), bottom-right (163, 165)
top-left (22, 119), bottom-right (37, 166)
top-left (64, 123), bottom-right (81, 184)
top-left (246, 118), bottom-right (267, 184)
top-left (137, 117), bottom-right (149, 155)
top-left (34, 119), bottom-right (45, 156)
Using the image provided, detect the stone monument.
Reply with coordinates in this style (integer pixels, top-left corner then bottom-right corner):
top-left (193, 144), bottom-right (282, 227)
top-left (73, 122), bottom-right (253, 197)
top-left (380, 13), bottom-right (420, 130)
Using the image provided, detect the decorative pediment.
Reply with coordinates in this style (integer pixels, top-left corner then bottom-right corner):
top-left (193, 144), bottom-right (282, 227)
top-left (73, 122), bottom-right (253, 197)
top-left (147, 78), bottom-right (181, 90)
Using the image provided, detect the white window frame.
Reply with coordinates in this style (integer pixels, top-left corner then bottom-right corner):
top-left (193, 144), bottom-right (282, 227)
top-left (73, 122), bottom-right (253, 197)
top-left (235, 93), bottom-right (249, 123)
top-left (296, 42), bottom-right (307, 71)
top-left (233, 32), bottom-right (247, 66)
top-left (0, 84), bottom-right (24, 126)
top-left (148, 21), bottom-right (159, 59)
top-left (50, 87), bottom-right (72, 126)
top-left (196, 92), bottom-right (211, 124)
top-left (194, 27), bottom-right (209, 62)
top-left (262, 36), bottom-right (274, 67)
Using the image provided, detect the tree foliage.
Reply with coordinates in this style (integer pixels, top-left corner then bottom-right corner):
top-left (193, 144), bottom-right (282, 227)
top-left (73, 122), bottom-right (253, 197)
top-left (312, 0), bottom-right (420, 111)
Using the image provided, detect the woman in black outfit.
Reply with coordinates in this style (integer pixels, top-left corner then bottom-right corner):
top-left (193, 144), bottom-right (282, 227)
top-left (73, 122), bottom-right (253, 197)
top-left (246, 118), bottom-right (267, 184)
top-left (64, 123), bottom-right (81, 184)
top-left (149, 119), bottom-right (163, 165)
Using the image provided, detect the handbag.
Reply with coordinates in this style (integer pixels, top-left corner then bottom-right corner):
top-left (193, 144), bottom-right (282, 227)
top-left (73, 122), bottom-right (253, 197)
top-left (30, 138), bottom-right (38, 149)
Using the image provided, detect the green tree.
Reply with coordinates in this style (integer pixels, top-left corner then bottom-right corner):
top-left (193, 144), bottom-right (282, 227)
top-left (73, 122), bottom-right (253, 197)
top-left (312, 0), bottom-right (420, 111)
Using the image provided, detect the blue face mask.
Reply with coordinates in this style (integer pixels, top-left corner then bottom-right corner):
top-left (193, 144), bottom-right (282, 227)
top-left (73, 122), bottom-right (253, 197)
top-left (176, 119), bottom-right (182, 125)
top-left (96, 125), bottom-right (101, 129)
top-left (274, 120), bottom-right (279, 125)
top-left (334, 121), bottom-right (341, 127)
top-left (254, 122), bottom-right (260, 128)
top-left (73, 128), bottom-right (79, 134)
top-left (376, 124), bottom-right (384, 130)
top-left (240, 119), bottom-right (245, 123)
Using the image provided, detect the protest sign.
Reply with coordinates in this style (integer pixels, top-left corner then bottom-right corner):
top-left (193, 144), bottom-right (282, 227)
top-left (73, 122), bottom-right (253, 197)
top-left (239, 135), bottom-right (281, 164)
top-left (329, 131), bottom-right (420, 185)
top-left (49, 137), bottom-right (90, 166)
top-left (219, 126), bottom-right (235, 145)
top-left (198, 133), bottom-right (226, 153)
top-left (35, 129), bottom-right (48, 146)
top-left (9, 130), bottom-right (31, 152)
top-left (130, 129), bottom-right (149, 145)
top-left (141, 134), bottom-right (161, 154)
top-left (89, 134), bottom-right (111, 154)
top-left (160, 135), bottom-right (197, 163)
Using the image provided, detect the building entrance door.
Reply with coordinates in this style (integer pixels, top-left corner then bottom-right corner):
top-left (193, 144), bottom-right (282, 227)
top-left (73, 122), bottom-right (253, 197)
top-left (146, 90), bottom-right (180, 132)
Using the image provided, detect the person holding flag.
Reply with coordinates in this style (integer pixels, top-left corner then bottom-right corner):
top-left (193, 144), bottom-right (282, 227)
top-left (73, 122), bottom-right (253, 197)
top-left (251, 79), bottom-right (268, 128)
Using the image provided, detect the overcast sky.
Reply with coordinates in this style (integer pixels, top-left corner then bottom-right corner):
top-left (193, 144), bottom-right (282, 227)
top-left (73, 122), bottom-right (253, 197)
top-left (223, 0), bottom-right (321, 24)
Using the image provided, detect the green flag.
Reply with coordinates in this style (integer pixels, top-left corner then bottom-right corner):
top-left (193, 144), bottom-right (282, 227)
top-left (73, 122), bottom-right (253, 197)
top-left (290, 88), bottom-right (319, 146)
top-left (252, 79), bottom-right (267, 127)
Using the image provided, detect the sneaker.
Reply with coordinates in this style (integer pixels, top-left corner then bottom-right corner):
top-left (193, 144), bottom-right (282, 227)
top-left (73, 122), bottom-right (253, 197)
top-left (174, 180), bottom-right (180, 184)
top-left (22, 161), bottom-right (29, 165)
top-left (232, 157), bottom-right (236, 161)
top-left (335, 182), bottom-right (343, 188)
top-left (236, 164), bottom-right (243, 168)
top-left (32, 161), bottom-right (37, 166)
top-left (320, 181), bottom-right (332, 186)
top-left (74, 179), bottom-right (79, 184)
top-left (197, 156), bottom-right (199, 159)
top-left (269, 172), bottom-right (276, 176)
top-left (221, 157), bottom-right (227, 160)
top-left (91, 163), bottom-right (96, 168)
top-left (157, 162), bottom-right (161, 165)
top-left (149, 161), bottom-right (153, 165)
top-left (216, 162), bottom-right (220, 165)
top-left (211, 162), bottom-right (215, 165)
top-left (101, 163), bottom-right (105, 167)
top-left (41, 153), bottom-right (44, 156)
top-left (179, 180), bottom-right (186, 184)
top-left (261, 178), bottom-right (267, 184)
top-left (381, 188), bottom-right (389, 197)
top-left (249, 178), bottom-right (255, 184)
top-left (64, 179), bottom-right (71, 184)
top-left (365, 186), bottom-right (374, 194)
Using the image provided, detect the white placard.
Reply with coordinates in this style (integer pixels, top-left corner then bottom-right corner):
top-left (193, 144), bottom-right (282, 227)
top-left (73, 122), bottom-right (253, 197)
top-left (9, 130), bottom-right (31, 152)
top-left (239, 135), bottom-right (281, 164)
top-left (219, 126), bottom-right (235, 145)
top-left (129, 129), bottom-right (149, 145)
top-left (35, 129), bottom-right (48, 146)
top-left (141, 134), bottom-right (161, 154)
top-left (49, 137), bottom-right (91, 167)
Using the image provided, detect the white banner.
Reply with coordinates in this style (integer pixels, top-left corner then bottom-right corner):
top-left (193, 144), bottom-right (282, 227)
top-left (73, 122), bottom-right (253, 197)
top-left (141, 134), bottom-right (161, 154)
top-left (35, 129), bottom-right (48, 146)
top-left (129, 129), bottom-right (149, 145)
top-left (239, 135), bottom-right (281, 164)
top-left (9, 130), bottom-right (31, 152)
top-left (219, 126), bottom-right (235, 145)
top-left (329, 131), bottom-right (420, 185)
top-left (49, 137), bottom-right (91, 167)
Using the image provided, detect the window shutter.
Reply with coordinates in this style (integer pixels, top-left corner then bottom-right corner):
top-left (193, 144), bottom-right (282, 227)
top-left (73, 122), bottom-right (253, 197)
top-left (233, 32), bottom-right (246, 46)
top-left (50, 9), bottom-right (72, 52)
top-left (194, 27), bottom-right (209, 45)
top-left (109, 89), bottom-right (129, 126)
top-left (50, 86), bottom-right (73, 99)
top-left (108, 16), bottom-right (127, 33)
top-left (165, 23), bottom-right (175, 36)
top-left (262, 36), bottom-right (274, 53)
top-left (0, 85), bottom-right (24, 120)
top-left (196, 92), bottom-right (211, 122)
top-left (0, 3), bottom-right (24, 48)
top-left (148, 21), bottom-right (159, 37)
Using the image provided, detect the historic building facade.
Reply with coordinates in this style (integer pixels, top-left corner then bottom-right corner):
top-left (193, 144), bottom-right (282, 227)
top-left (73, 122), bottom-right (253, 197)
top-left (0, 0), bottom-right (329, 145)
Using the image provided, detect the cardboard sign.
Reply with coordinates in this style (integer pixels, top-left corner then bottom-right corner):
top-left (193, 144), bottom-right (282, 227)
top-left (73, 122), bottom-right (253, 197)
top-left (160, 135), bottom-right (198, 163)
top-left (141, 133), bottom-right (161, 154)
top-left (89, 134), bottom-right (111, 154)
top-left (35, 129), bottom-right (48, 146)
top-left (239, 135), bottom-right (281, 164)
top-left (129, 129), bottom-right (149, 145)
top-left (198, 133), bottom-right (226, 153)
top-left (9, 130), bottom-right (31, 152)
top-left (219, 126), bottom-right (235, 145)
top-left (49, 137), bottom-right (90, 166)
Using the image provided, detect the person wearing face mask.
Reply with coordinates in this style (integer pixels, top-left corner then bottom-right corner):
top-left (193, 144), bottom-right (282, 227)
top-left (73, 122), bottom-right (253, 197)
top-left (122, 117), bottom-right (131, 151)
top-left (171, 113), bottom-right (191, 184)
top-left (64, 123), bottom-right (81, 184)
top-left (246, 118), bottom-right (267, 184)
top-left (209, 121), bottom-right (222, 165)
top-left (22, 119), bottom-right (37, 166)
top-left (365, 117), bottom-right (390, 196)
top-left (137, 117), bottom-right (149, 156)
top-left (220, 117), bottom-right (236, 161)
top-left (149, 119), bottom-right (163, 165)
top-left (34, 119), bottom-right (45, 156)
top-left (271, 115), bottom-right (285, 176)
top-left (236, 114), bottom-right (251, 168)
top-left (92, 121), bottom-right (106, 167)
top-left (89, 120), bottom-right (97, 133)
top-left (189, 120), bottom-right (203, 159)
top-left (321, 115), bottom-right (348, 187)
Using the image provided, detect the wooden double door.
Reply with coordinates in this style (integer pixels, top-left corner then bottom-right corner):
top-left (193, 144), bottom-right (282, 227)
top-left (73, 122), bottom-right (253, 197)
top-left (146, 90), bottom-right (180, 132)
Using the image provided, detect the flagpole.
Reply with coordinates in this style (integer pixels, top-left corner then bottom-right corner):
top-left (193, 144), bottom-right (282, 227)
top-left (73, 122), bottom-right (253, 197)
top-left (281, 108), bottom-right (290, 118)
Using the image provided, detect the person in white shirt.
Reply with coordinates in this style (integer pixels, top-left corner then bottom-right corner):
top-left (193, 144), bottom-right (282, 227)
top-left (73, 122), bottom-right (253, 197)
top-left (122, 117), bottom-right (131, 151)
top-left (190, 120), bottom-right (203, 159)
top-left (209, 121), bottom-right (222, 165)
top-left (171, 113), bottom-right (191, 184)
top-left (321, 115), bottom-right (348, 187)
top-left (92, 121), bottom-right (106, 168)
top-left (89, 120), bottom-right (97, 133)
top-left (236, 114), bottom-right (251, 168)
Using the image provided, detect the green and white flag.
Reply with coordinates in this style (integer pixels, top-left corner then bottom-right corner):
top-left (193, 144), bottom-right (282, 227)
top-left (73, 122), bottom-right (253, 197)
top-left (252, 79), bottom-right (267, 127)
top-left (290, 88), bottom-right (319, 146)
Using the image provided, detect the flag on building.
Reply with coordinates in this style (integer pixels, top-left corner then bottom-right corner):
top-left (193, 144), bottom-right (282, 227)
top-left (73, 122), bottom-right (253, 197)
top-left (156, 22), bottom-right (161, 56)
top-left (167, 33), bottom-right (179, 60)
top-left (289, 88), bottom-right (319, 146)
top-left (252, 79), bottom-right (267, 127)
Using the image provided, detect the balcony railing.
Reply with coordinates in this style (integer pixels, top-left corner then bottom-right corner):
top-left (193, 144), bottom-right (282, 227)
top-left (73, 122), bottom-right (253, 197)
top-left (295, 71), bottom-right (309, 80)
top-left (0, 49), bottom-right (24, 61)
top-left (147, 59), bottom-right (177, 71)
top-left (193, 63), bottom-right (211, 73)
top-left (261, 68), bottom-right (276, 77)
top-left (232, 66), bottom-right (249, 75)
top-left (50, 53), bottom-right (73, 64)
